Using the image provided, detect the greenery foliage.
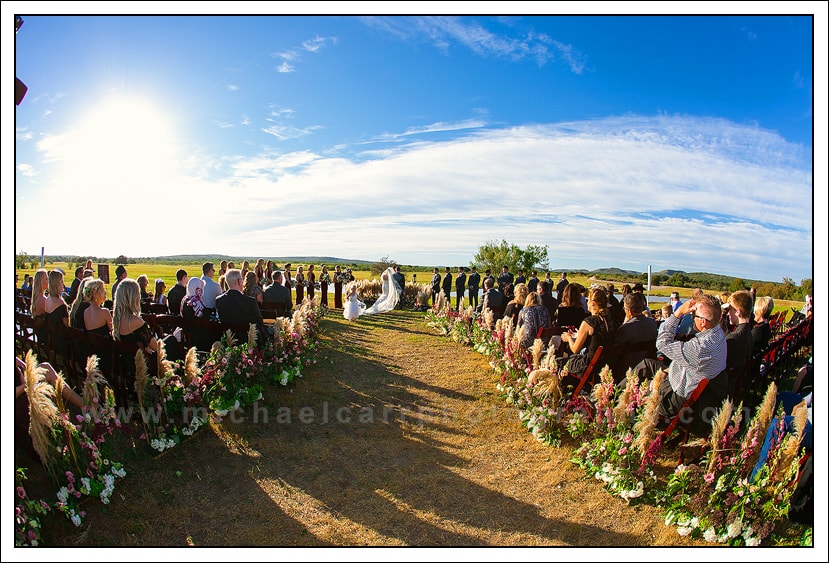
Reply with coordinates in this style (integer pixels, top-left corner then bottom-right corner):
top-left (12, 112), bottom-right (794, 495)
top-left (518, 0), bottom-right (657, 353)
top-left (472, 239), bottom-right (549, 274)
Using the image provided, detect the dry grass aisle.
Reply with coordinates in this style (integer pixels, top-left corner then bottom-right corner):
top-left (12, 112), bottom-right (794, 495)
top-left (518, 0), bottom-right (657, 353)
top-left (42, 310), bottom-right (705, 547)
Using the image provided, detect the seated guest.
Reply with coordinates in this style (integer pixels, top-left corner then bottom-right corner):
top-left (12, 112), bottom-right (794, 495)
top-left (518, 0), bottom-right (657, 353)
top-left (637, 294), bottom-right (727, 433)
top-left (136, 274), bottom-right (152, 302)
top-left (538, 280), bottom-right (558, 321)
top-left (181, 277), bottom-right (213, 352)
top-left (553, 283), bottom-right (587, 329)
top-left (167, 269), bottom-right (188, 316)
top-left (43, 269), bottom-right (71, 357)
top-left (477, 277), bottom-right (504, 328)
top-left (216, 269), bottom-right (267, 346)
top-left (614, 292), bottom-right (658, 379)
top-left (504, 283), bottom-right (529, 326)
top-left (631, 282), bottom-right (651, 317)
top-left (606, 283), bottom-right (622, 326)
top-left (113, 279), bottom-right (158, 354)
top-left (21, 274), bottom-right (33, 292)
top-left (30, 269), bottom-right (49, 318)
top-left (243, 270), bottom-right (264, 304)
top-left (154, 278), bottom-right (168, 307)
top-left (751, 295), bottom-right (774, 353)
top-left (68, 266), bottom-right (84, 304)
top-left (517, 291), bottom-right (551, 349)
top-left (69, 277), bottom-right (92, 329)
top-left (724, 290), bottom-right (754, 370)
top-left (263, 271), bottom-right (293, 313)
top-left (553, 287), bottom-right (618, 384)
top-left (111, 265), bottom-right (128, 301)
top-left (200, 262), bottom-right (222, 319)
top-left (76, 279), bottom-right (113, 336)
top-left (502, 282), bottom-right (515, 306)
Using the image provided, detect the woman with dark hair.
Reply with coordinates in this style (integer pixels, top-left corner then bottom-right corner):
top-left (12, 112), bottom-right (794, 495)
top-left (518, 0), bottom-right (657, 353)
top-left (554, 287), bottom-right (618, 383)
top-left (516, 291), bottom-right (551, 349)
top-left (295, 266), bottom-right (305, 306)
top-left (554, 283), bottom-right (588, 329)
top-left (306, 264), bottom-right (316, 300)
top-left (319, 265), bottom-right (331, 308)
top-left (243, 270), bottom-right (264, 304)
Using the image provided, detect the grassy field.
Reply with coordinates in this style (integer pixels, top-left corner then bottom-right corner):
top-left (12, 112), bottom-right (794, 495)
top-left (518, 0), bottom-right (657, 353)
top-left (17, 262), bottom-right (806, 316)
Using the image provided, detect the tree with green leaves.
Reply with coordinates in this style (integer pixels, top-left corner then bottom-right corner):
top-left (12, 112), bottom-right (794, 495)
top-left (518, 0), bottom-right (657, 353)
top-left (472, 240), bottom-right (549, 275)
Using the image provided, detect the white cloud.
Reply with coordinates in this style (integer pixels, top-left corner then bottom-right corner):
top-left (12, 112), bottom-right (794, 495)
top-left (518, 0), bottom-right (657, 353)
top-left (277, 62), bottom-right (295, 73)
top-left (227, 84), bottom-right (240, 91)
top-left (261, 124), bottom-right (321, 141)
top-left (17, 163), bottom-right (35, 177)
top-left (15, 115), bottom-right (814, 282)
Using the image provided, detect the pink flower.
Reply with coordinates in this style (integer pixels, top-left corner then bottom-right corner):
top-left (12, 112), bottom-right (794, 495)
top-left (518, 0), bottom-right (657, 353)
top-left (704, 473), bottom-right (715, 484)
top-left (618, 447), bottom-right (628, 455)
top-left (16, 486), bottom-right (26, 499)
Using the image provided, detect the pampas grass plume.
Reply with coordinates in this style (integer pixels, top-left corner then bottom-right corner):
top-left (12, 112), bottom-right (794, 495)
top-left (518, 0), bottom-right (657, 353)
top-left (633, 369), bottom-right (666, 457)
top-left (25, 350), bottom-right (59, 468)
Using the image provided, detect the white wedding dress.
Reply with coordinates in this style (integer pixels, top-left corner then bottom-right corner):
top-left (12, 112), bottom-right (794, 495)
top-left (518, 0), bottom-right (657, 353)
top-left (344, 267), bottom-right (400, 319)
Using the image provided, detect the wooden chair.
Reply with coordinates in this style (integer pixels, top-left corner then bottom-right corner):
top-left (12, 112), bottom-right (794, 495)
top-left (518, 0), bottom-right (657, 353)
top-left (569, 345), bottom-right (604, 401)
top-left (147, 302), bottom-right (169, 315)
top-left (261, 301), bottom-right (290, 318)
top-left (656, 378), bottom-right (710, 464)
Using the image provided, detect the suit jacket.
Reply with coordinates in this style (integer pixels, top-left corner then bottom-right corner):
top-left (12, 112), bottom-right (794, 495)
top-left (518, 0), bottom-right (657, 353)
top-left (467, 272), bottom-right (480, 290)
top-left (455, 272), bottom-right (467, 291)
top-left (431, 273), bottom-right (441, 291)
top-left (540, 293), bottom-right (558, 322)
top-left (442, 273), bottom-right (452, 294)
top-left (527, 277), bottom-right (539, 292)
top-left (392, 272), bottom-right (406, 293)
top-left (555, 278), bottom-right (568, 297)
top-left (263, 283), bottom-right (292, 308)
top-left (615, 314), bottom-right (658, 372)
top-left (167, 283), bottom-right (187, 315)
top-left (215, 289), bottom-right (266, 345)
top-left (497, 271), bottom-right (514, 288)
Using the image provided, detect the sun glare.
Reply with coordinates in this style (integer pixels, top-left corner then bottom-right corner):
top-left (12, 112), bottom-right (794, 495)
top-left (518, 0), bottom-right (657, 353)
top-left (56, 95), bottom-right (181, 193)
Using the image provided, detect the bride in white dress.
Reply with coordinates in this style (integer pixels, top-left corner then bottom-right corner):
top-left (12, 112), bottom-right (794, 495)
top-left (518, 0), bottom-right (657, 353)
top-left (342, 266), bottom-right (401, 320)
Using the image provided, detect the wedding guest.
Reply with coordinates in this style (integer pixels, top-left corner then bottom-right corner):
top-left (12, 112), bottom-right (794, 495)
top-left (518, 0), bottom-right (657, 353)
top-left (614, 292), bottom-right (658, 378)
top-left (265, 261), bottom-right (274, 287)
top-left (554, 283), bottom-right (587, 329)
top-left (241, 260), bottom-right (250, 279)
top-left (483, 269), bottom-right (495, 289)
top-left (430, 267), bottom-right (441, 306)
top-left (243, 270), bottom-right (265, 304)
top-left (606, 283), bottom-right (622, 325)
top-left (800, 294), bottom-right (813, 318)
top-left (30, 269), bottom-right (48, 318)
top-left (68, 266), bottom-right (84, 304)
top-left (504, 283), bottom-right (529, 326)
top-left (319, 265), bottom-right (331, 307)
top-left (43, 269), bottom-right (70, 357)
top-left (263, 270), bottom-right (292, 313)
top-left (136, 274), bottom-right (152, 302)
top-left (181, 277), bottom-right (212, 352)
top-left (255, 260), bottom-right (266, 288)
top-left (334, 265), bottom-right (344, 308)
top-left (538, 280), bottom-right (558, 321)
top-left (154, 279), bottom-right (168, 307)
top-left (79, 278), bottom-right (113, 336)
top-left (111, 265), bottom-right (128, 301)
top-left (218, 260), bottom-right (228, 279)
top-left (69, 277), bottom-right (91, 328)
top-left (467, 266), bottom-right (481, 309)
top-left (200, 262), bottom-right (222, 319)
top-left (216, 269), bottom-right (266, 346)
top-left (167, 269), bottom-right (188, 316)
top-left (20, 274), bottom-right (33, 292)
top-left (455, 266), bottom-right (467, 311)
top-left (478, 277), bottom-right (504, 328)
top-left (307, 264), bottom-right (316, 300)
top-left (631, 282), bottom-right (651, 317)
top-left (442, 267), bottom-right (452, 303)
top-left (751, 296), bottom-right (774, 353)
top-left (295, 265), bottom-right (306, 305)
top-left (517, 291), bottom-right (551, 349)
top-left (227, 261), bottom-right (235, 270)
top-left (669, 291), bottom-right (683, 313)
top-left (502, 282), bottom-right (515, 305)
top-left (554, 287), bottom-right (618, 383)
top-left (723, 290), bottom-right (754, 370)
top-left (113, 279), bottom-right (159, 358)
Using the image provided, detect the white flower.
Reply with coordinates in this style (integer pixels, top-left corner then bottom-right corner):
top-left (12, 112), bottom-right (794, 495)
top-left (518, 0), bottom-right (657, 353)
top-left (70, 511), bottom-right (82, 527)
top-left (744, 536), bottom-right (759, 546)
top-left (112, 466), bottom-right (127, 478)
top-left (727, 519), bottom-right (742, 539)
top-left (57, 487), bottom-right (69, 503)
top-left (80, 477), bottom-right (91, 495)
top-left (677, 526), bottom-right (692, 536)
top-left (703, 527), bottom-right (718, 543)
top-left (214, 408), bottom-right (229, 417)
top-left (690, 517), bottom-right (700, 529)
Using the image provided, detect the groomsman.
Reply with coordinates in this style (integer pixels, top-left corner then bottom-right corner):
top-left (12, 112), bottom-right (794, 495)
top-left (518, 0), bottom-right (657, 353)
top-left (455, 266), bottom-right (467, 311)
top-left (442, 267), bottom-right (453, 303)
top-left (431, 267), bottom-right (441, 306)
top-left (497, 265), bottom-right (514, 291)
top-left (467, 266), bottom-right (481, 309)
top-left (515, 269), bottom-right (526, 285)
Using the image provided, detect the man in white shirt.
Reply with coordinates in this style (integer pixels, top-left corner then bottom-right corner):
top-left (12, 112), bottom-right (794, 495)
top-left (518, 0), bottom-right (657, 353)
top-left (200, 262), bottom-right (222, 318)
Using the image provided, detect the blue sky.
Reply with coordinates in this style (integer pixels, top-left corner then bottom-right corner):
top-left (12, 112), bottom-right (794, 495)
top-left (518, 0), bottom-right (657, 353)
top-left (8, 6), bottom-right (826, 283)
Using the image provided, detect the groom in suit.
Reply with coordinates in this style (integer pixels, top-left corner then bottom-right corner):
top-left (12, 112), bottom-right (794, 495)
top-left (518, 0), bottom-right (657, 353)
top-left (392, 265), bottom-right (406, 303)
top-left (216, 269), bottom-right (267, 346)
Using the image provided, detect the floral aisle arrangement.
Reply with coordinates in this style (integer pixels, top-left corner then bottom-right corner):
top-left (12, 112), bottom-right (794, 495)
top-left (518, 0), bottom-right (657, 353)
top-left (571, 367), bottom-right (658, 503)
top-left (23, 351), bottom-right (127, 530)
top-left (659, 383), bottom-right (811, 545)
top-left (200, 297), bottom-right (324, 417)
top-left (134, 344), bottom-right (207, 453)
top-left (15, 467), bottom-right (51, 546)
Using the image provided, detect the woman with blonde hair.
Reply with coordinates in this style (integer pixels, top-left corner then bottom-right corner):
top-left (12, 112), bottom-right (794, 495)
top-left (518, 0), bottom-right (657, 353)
top-left (30, 268), bottom-right (49, 317)
top-left (77, 278), bottom-right (113, 336)
top-left (113, 279), bottom-right (157, 354)
top-left (243, 270), bottom-right (264, 304)
top-left (751, 295), bottom-right (774, 353)
top-left (136, 274), bottom-right (152, 301)
top-left (504, 282), bottom-right (529, 326)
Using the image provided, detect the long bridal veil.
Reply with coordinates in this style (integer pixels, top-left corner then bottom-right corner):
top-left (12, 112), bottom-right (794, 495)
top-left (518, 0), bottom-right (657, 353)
top-left (362, 266), bottom-right (400, 316)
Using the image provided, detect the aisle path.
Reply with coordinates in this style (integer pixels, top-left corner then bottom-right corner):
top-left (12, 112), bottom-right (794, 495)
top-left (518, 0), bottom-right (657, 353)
top-left (47, 310), bottom-right (703, 547)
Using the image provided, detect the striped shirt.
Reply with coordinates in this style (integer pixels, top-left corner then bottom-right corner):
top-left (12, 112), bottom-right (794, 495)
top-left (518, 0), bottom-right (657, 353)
top-left (657, 315), bottom-right (727, 398)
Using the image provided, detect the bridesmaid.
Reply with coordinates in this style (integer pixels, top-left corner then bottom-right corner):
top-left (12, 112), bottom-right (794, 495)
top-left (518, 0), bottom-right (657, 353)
top-left (319, 265), bottom-right (331, 308)
top-left (333, 265), bottom-right (344, 308)
top-left (295, 265), bottom-right (305, 306)
top-left (307, 264), bottom-right (316, 300)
